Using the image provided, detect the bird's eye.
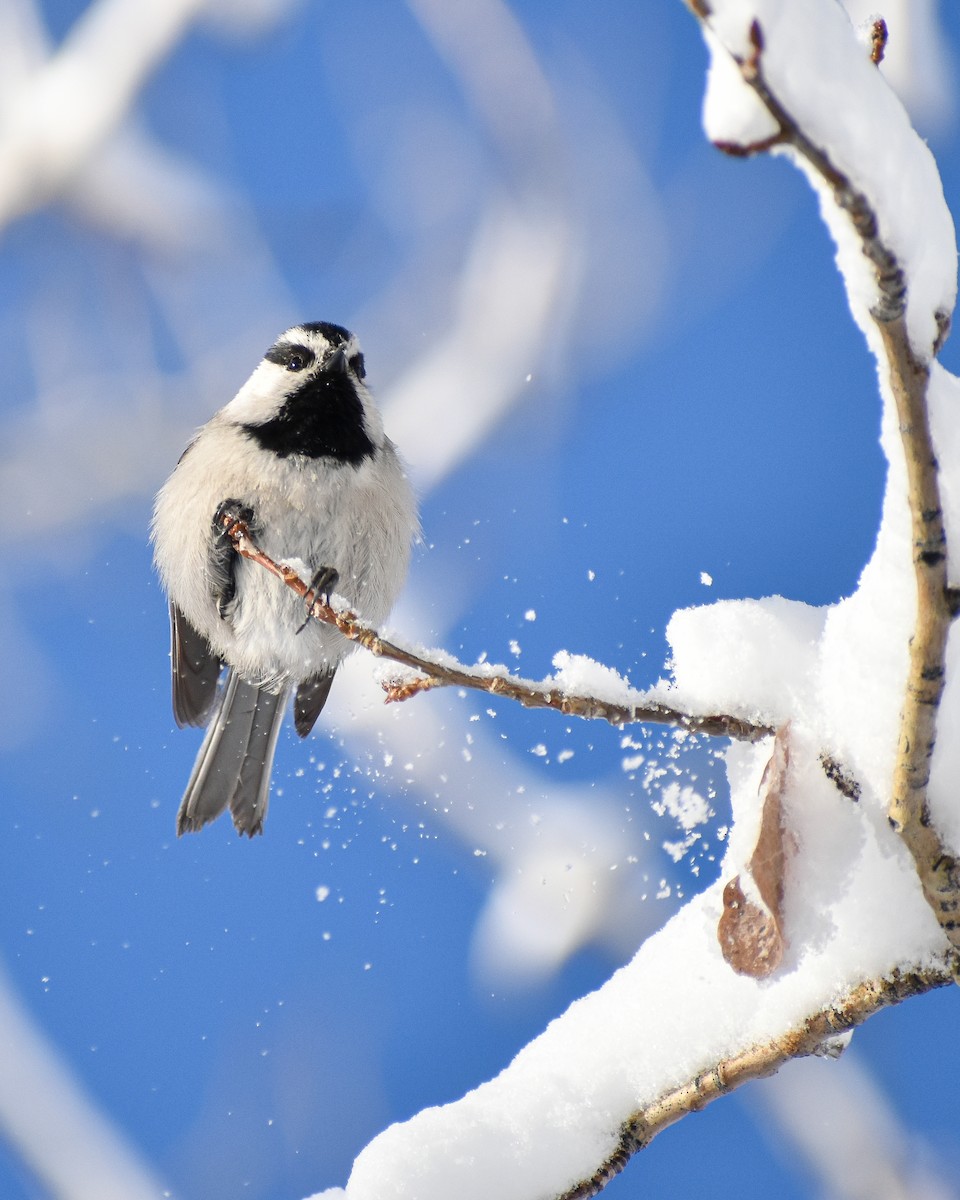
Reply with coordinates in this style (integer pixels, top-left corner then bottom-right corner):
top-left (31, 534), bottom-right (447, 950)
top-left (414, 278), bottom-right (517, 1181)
top-left (284, 345), bottom-right (315, 373)
top-left (349, 352), bottom-right (366, 380)
top-left (265, 342), bottom-right (315, 373)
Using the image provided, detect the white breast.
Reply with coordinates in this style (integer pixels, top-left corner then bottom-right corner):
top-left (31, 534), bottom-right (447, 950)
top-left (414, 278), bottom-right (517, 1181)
top-left (152, 416), bottom-right (417, 688)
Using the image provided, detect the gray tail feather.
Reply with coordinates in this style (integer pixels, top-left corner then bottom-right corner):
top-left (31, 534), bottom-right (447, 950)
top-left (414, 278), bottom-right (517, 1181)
top-left (177, 671), bottom-right (288, 837)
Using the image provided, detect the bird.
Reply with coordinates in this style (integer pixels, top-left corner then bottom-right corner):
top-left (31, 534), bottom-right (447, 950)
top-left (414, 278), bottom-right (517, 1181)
top-left (151, 321), bottom-right (418, 837)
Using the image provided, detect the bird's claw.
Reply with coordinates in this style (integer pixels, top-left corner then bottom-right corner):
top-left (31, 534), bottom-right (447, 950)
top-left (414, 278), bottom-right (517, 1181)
top-left (297, 565), bottom-right (340, 633)
top-left (211, 499), bottom-right (256, 618)
top-left (214, 498), bottom-right (255, 541)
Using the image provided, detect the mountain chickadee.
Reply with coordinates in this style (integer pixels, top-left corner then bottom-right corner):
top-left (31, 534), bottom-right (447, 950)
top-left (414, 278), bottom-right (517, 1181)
top-left (152, 321), bottom-right (418, 837)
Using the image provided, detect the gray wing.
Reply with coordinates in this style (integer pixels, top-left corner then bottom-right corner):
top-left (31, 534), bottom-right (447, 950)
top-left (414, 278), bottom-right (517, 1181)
top-left (170, 604), bottom-right (223, 728)
top-left (294, 673), bottom-right (335, 737)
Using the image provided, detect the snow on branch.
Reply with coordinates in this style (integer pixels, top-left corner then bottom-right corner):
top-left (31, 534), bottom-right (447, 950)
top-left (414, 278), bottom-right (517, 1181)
top-left (688, 0), bottom-right (960, 950)
top-left (218, 511), bottom-right (773, 742)
top-left (555, 961), bottom-right (953, 1200)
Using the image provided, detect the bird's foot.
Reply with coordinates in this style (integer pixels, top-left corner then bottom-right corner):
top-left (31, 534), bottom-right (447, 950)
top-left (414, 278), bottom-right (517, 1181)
top-left (214, 498), bottom-right (255, 540)
top-left (297, 565), bottom-right (340, 633)
top-left (212, 499), bottom-right (256, 618)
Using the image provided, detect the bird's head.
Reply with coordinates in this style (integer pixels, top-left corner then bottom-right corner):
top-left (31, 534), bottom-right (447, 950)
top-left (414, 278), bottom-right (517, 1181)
top-left (225, 321), bottom-right (382, 463)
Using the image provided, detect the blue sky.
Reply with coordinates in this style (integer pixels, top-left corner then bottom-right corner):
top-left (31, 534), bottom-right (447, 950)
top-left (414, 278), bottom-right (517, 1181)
top-left (2, 2), bottom-right (960, 1197)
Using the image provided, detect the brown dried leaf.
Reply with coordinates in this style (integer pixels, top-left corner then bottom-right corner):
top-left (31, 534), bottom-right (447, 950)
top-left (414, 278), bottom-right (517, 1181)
top-left (718, 725), bottom-right (789, 978)
top-left (718, 875), bottom-right (783, 977)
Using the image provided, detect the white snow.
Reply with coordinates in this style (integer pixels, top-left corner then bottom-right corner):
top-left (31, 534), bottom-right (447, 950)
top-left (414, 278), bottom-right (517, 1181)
top-left (663, 596), bottom-right (827, 724)
top-left (549, 649), bottom-right (635, 706)
top-left (305, 3), bottom-right (959, 1197)
top-left (654, 782), bottom-right (712, 834)
top-left (701, 1), bottom-right (956, 358)
top-left (309, 833), bottom-right (942, 1200)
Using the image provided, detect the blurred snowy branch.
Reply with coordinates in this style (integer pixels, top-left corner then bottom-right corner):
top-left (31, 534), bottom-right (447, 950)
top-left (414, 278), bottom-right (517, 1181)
top-left (0, 0), bottom-right (207, 231)
top-left (385, 0), bottom-right (576, 490)
top-left (0, 966), bottom-right (171, 1200)
top-left (754, 1052), bottom-right (960, 1200)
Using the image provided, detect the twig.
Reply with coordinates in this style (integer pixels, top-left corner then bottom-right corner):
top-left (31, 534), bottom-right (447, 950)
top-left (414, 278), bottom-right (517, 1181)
top-left (683, 9), bottom-right (960, 950)
top-left (217, 513), bottom-right (772, 742)
top-left (819, 754), bottom-right (861, 802)
top-left (556, 959), bottom-right (955, 1199)
top-left (869, 18), bottom-right (888, 67)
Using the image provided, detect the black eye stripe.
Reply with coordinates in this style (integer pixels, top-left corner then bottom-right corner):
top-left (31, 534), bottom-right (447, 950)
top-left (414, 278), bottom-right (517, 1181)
top-left (349, 352), bottom-right (366, 380)
top-left (264, 342), bottom-right (316, 373)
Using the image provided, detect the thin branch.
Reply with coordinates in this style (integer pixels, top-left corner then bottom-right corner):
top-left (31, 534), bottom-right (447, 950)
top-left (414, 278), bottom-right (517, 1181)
top-left (556, 958), bottom-right (955, 1200)
top-left (684, 7), bottom-right (960, 949)
top-left (217, 513), bottom-right (772, 742)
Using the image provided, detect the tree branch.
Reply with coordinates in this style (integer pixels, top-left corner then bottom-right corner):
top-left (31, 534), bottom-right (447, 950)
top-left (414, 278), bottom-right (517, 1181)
top-left (556, 959), bottom-right (955, 1200)
top-left (217, 512), bottom-right (772, 742)
top-left (880, 319), bottom-right (960, 942)
top-left (684, 6), bottom-right (960, 949)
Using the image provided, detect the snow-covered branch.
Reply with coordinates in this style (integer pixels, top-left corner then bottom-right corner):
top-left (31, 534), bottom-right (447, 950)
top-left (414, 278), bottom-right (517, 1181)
top-left (555, 960), bottom-right (953, 1200)
top-left (687, 0), bottom-right (960, 949)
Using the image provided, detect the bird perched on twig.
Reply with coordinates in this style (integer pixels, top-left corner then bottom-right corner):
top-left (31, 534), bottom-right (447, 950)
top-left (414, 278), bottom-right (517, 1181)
top-left (152, 321), bottom-right (418, 837)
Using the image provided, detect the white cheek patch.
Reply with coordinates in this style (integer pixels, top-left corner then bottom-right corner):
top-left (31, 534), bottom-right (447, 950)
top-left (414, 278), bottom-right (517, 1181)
top-left (223, 361), bottom-right (294, 424)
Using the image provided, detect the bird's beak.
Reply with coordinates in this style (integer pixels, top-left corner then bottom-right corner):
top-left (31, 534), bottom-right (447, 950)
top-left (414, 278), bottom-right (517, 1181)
top-left (326, 347), bottom-right (349, 374)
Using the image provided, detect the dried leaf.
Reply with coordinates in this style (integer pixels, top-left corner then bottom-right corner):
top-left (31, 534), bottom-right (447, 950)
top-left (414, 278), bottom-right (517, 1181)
top-left (718, 725), bottom-right (789, 978)
top-left (718, 875), bottom-right (782, 977)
